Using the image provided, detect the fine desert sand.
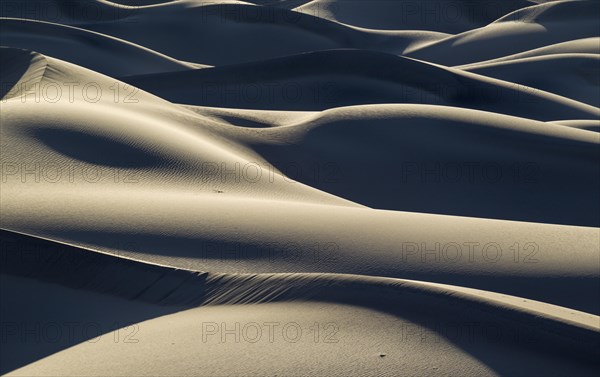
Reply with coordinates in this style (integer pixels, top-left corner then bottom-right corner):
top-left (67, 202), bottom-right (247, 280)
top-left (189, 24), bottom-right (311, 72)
top-left (0, 1), bottom-right (599, 376)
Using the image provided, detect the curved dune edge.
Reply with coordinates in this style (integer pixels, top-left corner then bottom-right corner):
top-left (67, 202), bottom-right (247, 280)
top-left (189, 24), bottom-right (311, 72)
top-left (1, 228), bottom-right (598, 341)
top-left (454, 37), bottom-right (600, 68)
top-left (291, 0), bottom-right (531, 33)
top-left (0, 18), bottom-right (204, 76)
top-left (123, 49), bottom-right (598, 119)
top-left (550, 119), bottom-right (600, 132)
top-left (406, 0), bottom-right (600, 65)
top-left (459, 54), bottom-right (600, 106)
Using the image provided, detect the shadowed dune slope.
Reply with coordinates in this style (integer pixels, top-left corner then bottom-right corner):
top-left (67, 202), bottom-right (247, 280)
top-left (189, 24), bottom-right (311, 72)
top-left (78, 2), bottom-right (374, 65)
top-left (1, 50), bottom-right (599, 317)
top-left (0, 47), bottom-right (47, 99)
top-left (0, 0), bottom-right (147, 22)
top-left (551, 119), bottom-right (600, 132)
top-left (241, 104), bottom-right (600, 226)
top-left (407, 0), bottom-right (600, 65)
top-left (2, 48), bottom-right (598, 223)
top-left (0, 47), bottom-right (358, 206)
top-left (123, 49), bottom-right (598, 121)
top-left (454, 37), bottom-right (600, 66)
top-left (461, 54), bottom-right (600, 106)
top-left (292, 0), bottom-right (532, 33)
top-left (1, 230), bottom-right (598, 376)
top-left (0, 18), bottom-right (201, 76)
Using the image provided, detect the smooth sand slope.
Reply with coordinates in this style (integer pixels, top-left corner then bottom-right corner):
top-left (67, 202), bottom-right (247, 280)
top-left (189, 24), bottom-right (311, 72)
top-left (1, 0), bottom-right (599, 376)
top-left (1, 230), bottom-right (598, 376)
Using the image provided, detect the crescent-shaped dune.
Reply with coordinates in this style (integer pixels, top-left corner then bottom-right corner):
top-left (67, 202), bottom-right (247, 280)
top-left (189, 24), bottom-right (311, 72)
top-left (1, 0), bottom-right (599, 376)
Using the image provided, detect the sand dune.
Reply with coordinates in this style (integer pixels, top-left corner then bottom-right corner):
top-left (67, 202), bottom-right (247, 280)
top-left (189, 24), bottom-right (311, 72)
top-left (77, 1), bottom-right (374, 65)
top-left (1, 0), bottom-right (599, 376)
top-left (551, 119), bottom-right (600, 132)
top-left (0, 19), bottom-right (201, 76)
top-left (2, 230), bottom-right (599, 376)
top-left (454, 37), bottom-right (600, 66)
top-left (461, 54), bottom-right (600, 106)
top-left (124, 49), bottom-right (598, 120)
top-left (23, 0), bottom-right (459, 65)
top-left (292, 0), bottom-right (531, 33)
top-left (243, 104), bottom-right (600, 225)
top-left (407, 0), bottom-right (600, 65)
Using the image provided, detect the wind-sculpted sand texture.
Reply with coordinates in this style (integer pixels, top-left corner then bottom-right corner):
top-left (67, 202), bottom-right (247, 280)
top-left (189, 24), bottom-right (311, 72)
top-left (1, 1), bottom-right (599, 376)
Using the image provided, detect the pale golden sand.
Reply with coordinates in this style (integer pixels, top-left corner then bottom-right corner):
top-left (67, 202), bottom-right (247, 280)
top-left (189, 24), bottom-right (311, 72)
top-left (1, 1), bottom-right (599, 376)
